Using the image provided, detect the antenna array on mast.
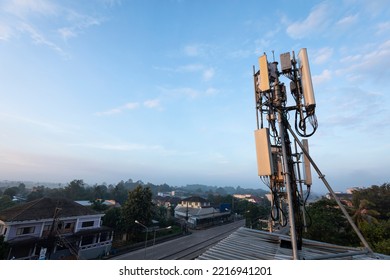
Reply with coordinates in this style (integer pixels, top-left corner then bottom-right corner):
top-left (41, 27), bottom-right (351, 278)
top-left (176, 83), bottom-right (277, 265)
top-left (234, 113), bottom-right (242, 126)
top-left (252, 48), bottom-right (373, 259)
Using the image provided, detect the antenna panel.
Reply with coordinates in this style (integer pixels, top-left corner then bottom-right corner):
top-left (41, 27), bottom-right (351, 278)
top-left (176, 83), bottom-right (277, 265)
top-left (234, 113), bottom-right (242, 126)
top-left (302, 139), bottom-right (312, 185)
top-left (254, 128), bottom-right (274, 176)
top-left (298, 48), bottom-right (316, 108)
top-left (280, 52), bottom-right (291, 73)
top-left (258, 55), bottom-right (270, 91)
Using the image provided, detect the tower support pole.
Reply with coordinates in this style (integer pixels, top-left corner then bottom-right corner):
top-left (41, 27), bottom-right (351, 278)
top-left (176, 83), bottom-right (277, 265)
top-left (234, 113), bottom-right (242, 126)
top-left (277, 109), bottom-right (299, 260)
top-left (285, 122), bottom-right (374, 255)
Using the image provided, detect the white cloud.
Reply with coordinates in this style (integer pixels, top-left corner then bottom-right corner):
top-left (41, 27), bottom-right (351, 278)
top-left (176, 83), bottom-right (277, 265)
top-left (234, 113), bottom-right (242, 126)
top-left (202, 67), bottom-right (215, 81)
top-left (96, 102), bottom-right (140, 116)
top-left (312, 47), bottom-right (334, 64)
top-left (286, 3), bottom-right (330, 39)
top-left (229, 48), bottom-right (252, 59)
top-left (337, 40), bottom-right (390, 82)
top-left (184, 44), bottom-right (201, 56)
top-left (180, 64), bottom-right (204, 72)
top-left (154, 63), bottom-right (216, 82)
top-left (376, 21), bottom-right (390, 35)
top-left (96, 99), bottom-right (162, 116)
top-left (58, 10), bottom-right (103, 41)
top-left (3, 0), bottom-right (57, 18)
top-left (81, 142), bottom-right (163, 152)
top-left (205, 87), bottom-right (219, 96)
top-left (312, 69), bottom-right (332, 85)
top-left (0, 23), bottom-right (12, 41)
top-left (169, 87), bottom-right (199, 98)
top-left (100, 0), bottom-right (122, 8)
top-left (158, 86), bottom-right (219, 99)
top-left (321, 86), bottom-right (388, 133)
top-left (143, 99), bottom-right (161, 109)
top-left (124, 102), bottom-right (139, 109)
top-left (0, 0), bottom-right (103, 56)
top-left (58, 27), bottom-right (76, 40)
top-left (20, 22), bottom-right (68, 57)
top-left (336, 14), bottom-right (359, 27)
top-left (182, 43), bottom-right (215, 57)
top-left (254, 38), bottom-right (272, 55)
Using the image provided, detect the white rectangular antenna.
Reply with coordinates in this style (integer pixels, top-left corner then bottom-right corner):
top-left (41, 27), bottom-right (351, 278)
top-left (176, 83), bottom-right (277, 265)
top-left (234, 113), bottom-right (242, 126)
top-left (302, 139), bottom-right (312, 185)
top-left (280, 52), bottom-right (292, 73)
top-left (258, 55), bottom-right (270, 92)
top-left (298, 48), bottom-right (316, 109)
top-left (254, 128), bottom-right (274, 176)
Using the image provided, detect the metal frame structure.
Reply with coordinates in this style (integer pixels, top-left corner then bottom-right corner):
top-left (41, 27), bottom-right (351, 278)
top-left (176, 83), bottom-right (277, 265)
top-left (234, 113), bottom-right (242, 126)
top-left (252, 49), bottom-right (374, 259)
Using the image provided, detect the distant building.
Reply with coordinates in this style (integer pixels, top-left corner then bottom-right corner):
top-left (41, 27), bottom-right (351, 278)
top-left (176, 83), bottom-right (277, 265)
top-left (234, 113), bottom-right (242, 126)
top-left (174, 196), bottom-right (230, 229)
top-left (346, 187), bottom-right (361, 194)
top-left (326, 192), bottom-right (353, 207)
top-left (157, 191), bottom-right (176, 197)
top-left (0, 197), bottom-right (113, 260)
top-left (75, 199), bottom-right (120, 208)
top-left (153, 196), bottom-right (182, 219)
top-left (154, 196), bottom-right (182, 209)
top-left (234, 194), bottom-right (264, 204)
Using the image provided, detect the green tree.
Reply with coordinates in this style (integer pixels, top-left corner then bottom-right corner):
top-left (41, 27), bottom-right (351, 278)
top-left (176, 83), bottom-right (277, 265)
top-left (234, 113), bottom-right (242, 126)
top-left (3, 187), bottom-right (19, 198)
top-left (352, 183), bottom-right (390, 220)
top-left (27, 186), bottom-right (46, 201)
top-left (350, 183), bottom-right (390, 254)
top-left (304, 199), bottom-right (359, 246)
top-left (0, 195), bottom-right (15, 211)
top-left (359, 220), bottom-right (390, 255)
top-left (245, 202), bottom-right (270, 229)
top-left (352, 199), bottom-right (380, 228)
top-left (109, 181), bottom-right (128, 205)
top-left (90, 200), bottom-right (108, 212)
top-left (121, 185), bottom-right (153, 241)
top-left (93, 184), bottom-right (108, 200)
top-left (102, 207), bottom-right (125, 239)
top-left (64, 179), bottom-right (86, 200)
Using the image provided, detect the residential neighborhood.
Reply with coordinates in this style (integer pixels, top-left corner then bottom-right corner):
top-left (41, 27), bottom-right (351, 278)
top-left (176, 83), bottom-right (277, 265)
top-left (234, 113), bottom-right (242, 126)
top-left (0, 180), bottom-right (389, 260)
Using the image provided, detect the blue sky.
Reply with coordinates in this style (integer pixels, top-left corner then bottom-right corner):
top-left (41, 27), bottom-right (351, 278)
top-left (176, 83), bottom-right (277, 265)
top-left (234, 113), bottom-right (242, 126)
top-left (0, 0), bottom-right (389, 192)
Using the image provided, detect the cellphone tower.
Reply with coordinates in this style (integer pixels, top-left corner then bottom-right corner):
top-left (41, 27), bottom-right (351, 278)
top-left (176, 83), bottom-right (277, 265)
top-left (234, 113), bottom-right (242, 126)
top-left (252, 48), bottom-right (373, 259)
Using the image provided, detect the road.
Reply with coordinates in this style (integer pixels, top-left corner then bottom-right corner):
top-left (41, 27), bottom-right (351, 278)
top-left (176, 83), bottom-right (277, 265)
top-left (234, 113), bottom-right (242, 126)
top-left (110, 219), bottom-right (245, 260)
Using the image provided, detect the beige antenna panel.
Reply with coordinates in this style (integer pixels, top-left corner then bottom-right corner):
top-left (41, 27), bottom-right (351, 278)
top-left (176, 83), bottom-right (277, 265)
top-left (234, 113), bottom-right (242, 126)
top-left (298, 48), bottom-right (315, 108)
top-left (254, 128), bottom-right (273, 176)
top-left (271, 146), bottom-right (284, 183)
top-left (302, 139), bottom-right (312, 185)
top-left (258, 55), bottom-right (270, 91)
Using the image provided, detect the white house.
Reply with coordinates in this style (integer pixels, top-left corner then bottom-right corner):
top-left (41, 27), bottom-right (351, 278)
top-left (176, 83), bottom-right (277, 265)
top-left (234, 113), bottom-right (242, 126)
top-left (0, 197), bottom-right (113, 260)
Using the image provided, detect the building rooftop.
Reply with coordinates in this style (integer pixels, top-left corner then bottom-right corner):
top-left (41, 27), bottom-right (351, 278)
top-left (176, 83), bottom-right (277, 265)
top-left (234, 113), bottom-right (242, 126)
top-left (0, 197), bottom-right (99, 222)
top-left (197, 227), bottom-right (389, 260)
top-left (181, 196), bottom-right (208, 203)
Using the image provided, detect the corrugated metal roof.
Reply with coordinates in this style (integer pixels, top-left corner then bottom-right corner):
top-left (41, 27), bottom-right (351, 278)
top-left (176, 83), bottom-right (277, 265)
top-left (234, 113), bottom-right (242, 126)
top-left (197, 227), bottom-right (389, 260)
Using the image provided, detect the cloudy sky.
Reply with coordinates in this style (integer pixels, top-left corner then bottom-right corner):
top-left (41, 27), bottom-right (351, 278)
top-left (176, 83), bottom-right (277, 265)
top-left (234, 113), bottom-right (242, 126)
top-left (0, 0), bottom-right (389, 192)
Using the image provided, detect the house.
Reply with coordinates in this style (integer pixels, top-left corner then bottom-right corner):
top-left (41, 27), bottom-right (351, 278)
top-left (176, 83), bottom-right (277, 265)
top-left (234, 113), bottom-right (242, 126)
top-left (325, 192), bottom-right (353, 207)
top-left (174, 196), bottom-right (231, 229)
top-left (153, 196), bottom-right (182, 219)
top-left (0, 197), bottom-right (113, 260)
top-left (234, 193), bottom-right (265, 204)
top-left (75, 199), bottom-right (120, 208)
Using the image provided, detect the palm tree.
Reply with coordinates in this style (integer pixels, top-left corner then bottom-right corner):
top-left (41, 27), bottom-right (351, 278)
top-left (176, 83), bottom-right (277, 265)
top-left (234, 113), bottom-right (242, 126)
top-left (352, 199), bottom-right (380, 228)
